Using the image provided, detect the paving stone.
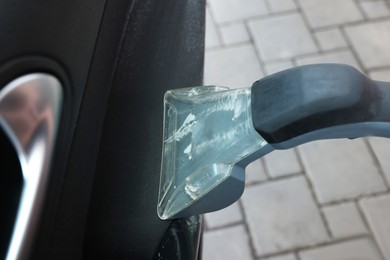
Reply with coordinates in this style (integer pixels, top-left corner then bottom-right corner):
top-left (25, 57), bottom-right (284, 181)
top-left (322, 202), bottom-right (368, 238)
top-left (369, 69), bottom-right (390, 81)
top-left (208, 0), bottom-right (268, 24)
top-left (264, 149), bottom-right (302, 178)
top-left (263, 253), bottom-right (297, 260)
top-left (359, 0), bottom-right (390, 19)
top-left (299, 238), bottom-right (382, 260)
top-left (360, 194), bottom-right (390, 259)
top-left (248, 13), bottom-right (317, 62)
top-left (298, 0), bottom-right (363, 28)
top-left (203, 2), bottom-right (390, 259)
top-left (369, 137), bottom-right (390, 185)
top-left (264, 61), bottom-right (294, 75)
top-left (204, 44), bottom-right (263, 88)
top-left (296, 50), bottom-right (361, 71)
top-left (206, 8), bottom-right (221, 49)
top-left (220, 23), bottom-right (250, 45)
top-left (266, 0), bottom-right (297, 13)
top-left (202, 225), bottom-right (253, 260)
top-left (246, 158), bottom-right (267, 184)
top-left (298, 139), bottom-right (387, 204)
top-left (241, 176), bottom-right (328, 256)
top-left (205, 201), bottom-right (243, 229)
top-left (345, 20), bottom-right (390, 69)
top-left (314, 29), bottom-right (348, 51)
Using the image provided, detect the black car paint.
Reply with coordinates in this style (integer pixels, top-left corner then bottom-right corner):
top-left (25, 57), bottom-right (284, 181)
top-left (0, 0), bottom-right (205, 258)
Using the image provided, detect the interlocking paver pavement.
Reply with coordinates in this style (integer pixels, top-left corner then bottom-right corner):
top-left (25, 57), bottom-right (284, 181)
top-left (204, 201), bottom-right (243, 229)
top-left (314, 29), bottom-right (348, 51)
top-left (345, 20), bottom-right (390, 69)
top-left (248, 13), bottom-right (317, 61)
top-left (202, 225), bottom-right (253, 260)
top-left (360, 194), bottom-right (390, 260)
top-left (370, 69), bottom-right (390, 81)
top-left (264, 61), bottom-right (294, 75)
top-left (298, 0), bottom-right (364, 28)
top-left (208, 0), bottom-right (268, 24)
top-left (246, 158), bottom-right (268, 184)
top-left (203, 0), bottom-right (390, 259)
top-left (204, 44), bottom-right (263, 88)
top-left (359, 0), bottom-right (390, 19)
top-left (263, 149), bottom-right (301, 178)
top-left (322, 202), bottom-right (368, 238)
top-left (263, 253), bottom-right (297, 260)
top-left (205, 8), bottom-right (221, 49)
top-left (299, 238), bottom-right (383, 260)
top-left (241, 176), bottom-right (328, 256)
top-left (369, 137), bottom-right (390, 185)
top-left (220, 23), bottom-right (250, 45)
top-left (298, 139), bottom-right (386, 203)
top-left (266, 0), bottom-right (296, 13)
top-left (295, 50), bottom-right (361, 71)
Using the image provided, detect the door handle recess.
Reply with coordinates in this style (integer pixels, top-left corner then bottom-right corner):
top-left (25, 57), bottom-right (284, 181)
top-left (0, 74), bottom-right (62, 260)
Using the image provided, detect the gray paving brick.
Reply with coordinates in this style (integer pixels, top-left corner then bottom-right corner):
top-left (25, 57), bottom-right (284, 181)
top-left (263, 253), bottom-right (297, 260)
top-left (266, 0), bottom-right (297, 13)
top-left (202, 1), bottom-right (390, 259)
top-left (246, 158), bottom-right (268, 184)
top-left (298, 139), bottom-right (387, 204)
top-left (360, 194), bottom-right (390, 259)
top-left (204, 44), bottom-right (263, 88)
top-left (264, 61), bottom-right (294, 75)
top-left (202, 225), bottom-right (253, 260)
top-left (299, 238), bottom-right (382, 260)
top-left (359, 0), bottom-right (390, 19)
top-left (369, 137), bottom-right (390, 185)
top-left (296, 50), bottom-right (361, 71)
top-left (322, 202), bottom-right (368, 238)
top-left (248, 13), bottom-right (317, 62)
top-left (206, 8), bottom-right (221, 49)
top-left (298, 0), bottom-right (364, 28)
top-left (314, 29), bottom-right (348, 51)
top-left (208, 0), bottom-right (268, 24)
top-left (220, 23), bottom-right (250, 45)
top-left (241, 176), bottom-right (328, 256)
top-left (264, 149), bottom-right (302, 178)
top-left (345, 20), bottom-right (390, 69)
top-left (205, 201), bottom-right (243, 229)
top-left (369, 69), bottom-right (390, 81)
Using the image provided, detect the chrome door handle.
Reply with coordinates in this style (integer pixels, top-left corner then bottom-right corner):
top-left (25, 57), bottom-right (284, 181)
top-left (0, 74), bottom-right (62, 260)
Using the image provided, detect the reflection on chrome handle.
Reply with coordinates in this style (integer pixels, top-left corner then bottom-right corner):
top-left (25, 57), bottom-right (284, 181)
top-left (0, 74), bottom-right (62, 260)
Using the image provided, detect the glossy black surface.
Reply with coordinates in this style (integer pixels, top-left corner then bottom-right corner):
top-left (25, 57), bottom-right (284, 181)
top-left (0, 0), bottom-right (107, 257)
top-left (83, 0), bottom-right (205, 259)
top-left (0, 0), bottom-right (205, 258)
top-left (155, 216), bottom-right (203, 260)
top-left (0, 129), bottom-right (22, 259)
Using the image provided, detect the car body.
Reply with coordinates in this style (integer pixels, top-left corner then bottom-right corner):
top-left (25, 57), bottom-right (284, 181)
top-left (0, 0), bottom-right (205, 259)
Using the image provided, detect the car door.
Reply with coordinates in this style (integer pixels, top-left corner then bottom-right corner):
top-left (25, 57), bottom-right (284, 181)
top-left (0, 0), bottom-right (205, 259)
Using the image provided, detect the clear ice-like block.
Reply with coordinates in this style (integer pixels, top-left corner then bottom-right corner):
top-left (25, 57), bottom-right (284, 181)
top-left (157, 86), bottom-right (267, 220)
